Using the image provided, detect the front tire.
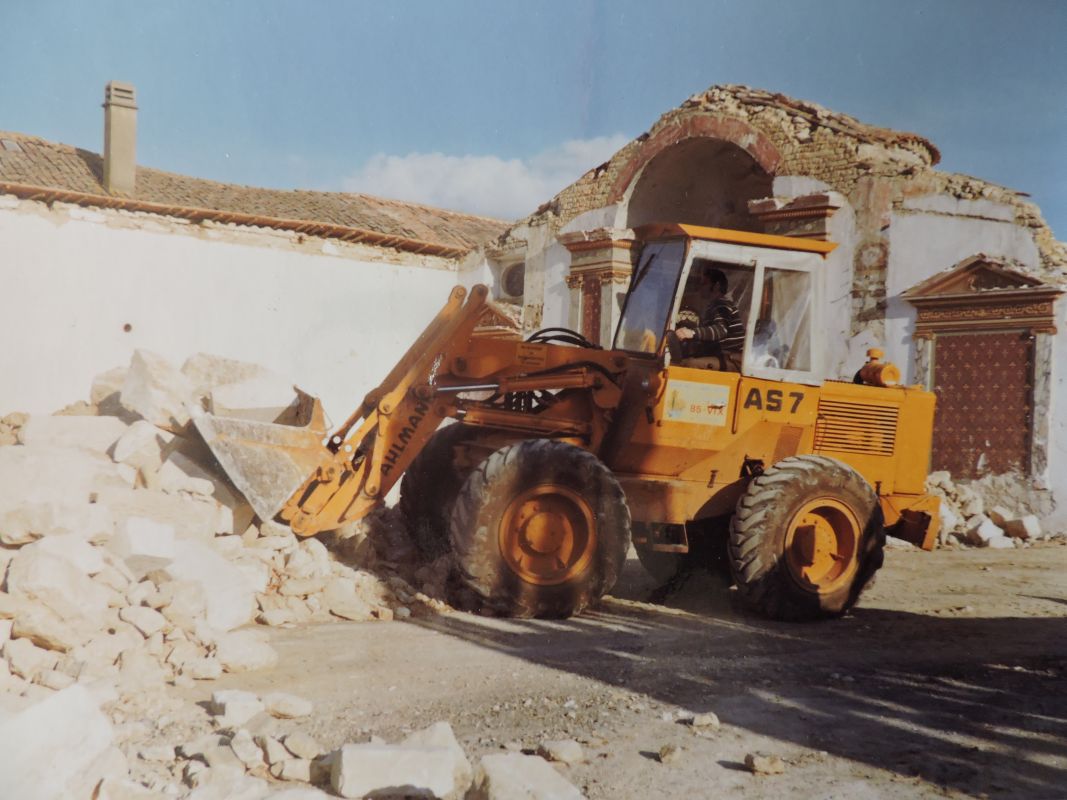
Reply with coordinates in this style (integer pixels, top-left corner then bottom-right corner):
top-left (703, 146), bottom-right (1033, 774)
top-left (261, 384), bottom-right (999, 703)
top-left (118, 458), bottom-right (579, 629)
top-left (450, 439), bottom-right (631, 618)
top-left (399, 423), bottom-right (470, 560)
top-left (729, 455), bottom-right (885, 621)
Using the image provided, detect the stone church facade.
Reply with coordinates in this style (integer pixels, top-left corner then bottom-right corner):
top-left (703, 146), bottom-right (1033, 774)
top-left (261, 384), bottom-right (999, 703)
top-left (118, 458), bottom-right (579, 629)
top-left (465, 85), bottom-right (1067, 523)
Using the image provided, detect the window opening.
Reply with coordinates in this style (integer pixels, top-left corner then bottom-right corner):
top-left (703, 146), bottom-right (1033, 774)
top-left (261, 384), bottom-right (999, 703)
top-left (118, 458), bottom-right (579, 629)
top-left (752, 268), bottom-right (812, 371)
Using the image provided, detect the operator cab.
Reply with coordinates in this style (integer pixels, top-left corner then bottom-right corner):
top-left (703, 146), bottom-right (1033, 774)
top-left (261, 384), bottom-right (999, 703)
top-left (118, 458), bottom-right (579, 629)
top-left (613, 224), bottom-right (834, 386)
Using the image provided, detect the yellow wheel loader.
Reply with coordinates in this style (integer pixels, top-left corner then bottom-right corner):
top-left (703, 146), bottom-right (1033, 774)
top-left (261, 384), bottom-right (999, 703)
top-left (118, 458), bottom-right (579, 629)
top-left (195, 223), bottom-right (939, 621)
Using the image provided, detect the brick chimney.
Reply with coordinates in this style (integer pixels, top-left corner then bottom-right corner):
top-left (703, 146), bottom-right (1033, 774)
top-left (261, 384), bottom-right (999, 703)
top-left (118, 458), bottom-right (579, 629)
top-left (103, 81), bottom-right (137, 196)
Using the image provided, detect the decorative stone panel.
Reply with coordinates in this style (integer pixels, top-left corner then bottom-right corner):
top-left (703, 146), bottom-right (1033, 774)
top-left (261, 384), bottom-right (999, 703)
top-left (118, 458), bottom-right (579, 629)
top-left (903, 255), bottom-right (1062, 480)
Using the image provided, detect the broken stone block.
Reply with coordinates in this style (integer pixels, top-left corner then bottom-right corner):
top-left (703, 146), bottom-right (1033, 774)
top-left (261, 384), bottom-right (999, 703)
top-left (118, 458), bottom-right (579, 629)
top-left (745, 752), bottom-right (786, 775)
top-left (987, 536), bottom-right (1016, 550)
top-left (0, 501), bottom-right (112, 547)
top-left (91, 365), bottom-right (128, 406)
top-left (233, 555), bottom-right (271, 594)
top-left (119, 605), bottom-right (167, 637)
top-left (264, 692), bottom-right (313, 719)
top-left (18, 415), bottom-right (129, 454)
top-left (270, 758), bottom-right (312, 782)
top-left (5, 548), bottom-right (111, 631)
top-left (95, 777), bottom-right (163, 799)
top-left (537, 739), bottom-right (585, 765)
top-left (108, 516), bottom-right (176, 578)
top-left (964, 516), bottom-right (1006, 547)
top-left (158, 579), bottom-right (208, 632)
top-left (182, 657), bottom-right (223, 681)
top-left (258, 608), bottom-right (296, 627)
top-left (182, 352), bottom-right (269, 398)
top-left (210, 374), bottom-right (301, 424)
top-left (330, 744), bottom-right (462, 800)
top-left (162, 540), bottom-right (257, 631)
top-left (323, 579), bottom-right (374, 622)
top-left (36, 668), bottom-right (75, 691)
top-left (4, 636), bottom-right (60, 680)
top-left (0, 685), bottom-right (114, 800)
top-left (469, 753), bottom-right (583, 800)
top-left (110, 419), bottom-right (174, 469)
top-left (215, 629), bottom-right (278, 673)
top-left (687, 711), bottom-right (721, 729)
top-left (256, 734), bottom-right (291, 766)
top-left (12, 605), bottom-right (87, 652)
top-left (25, 534), bottom-right (106, 575)
top-left (183, 764), bottom-right (268, 800)
top-left (283, 731), bottom-right (322, 761)
top-left (264, 788), bottom-right (332, 800)
top-left (94, 562), bottom-right (133, 593)
top-left (938, 504), bottom-right (960, 537)
top-left (1005, 515), bottom-right (1042, 541)
top-left (279, 576), bottom-right (326, 597)
top-left (0, 445), bottom-right (126, 507)
top-left (209, 689), bottom-right (265, 728)
top-left (987, 505), bottom-right (1013, 528)
top-left (116, 648), bottom-right (168, 692)
top-left (95, 486), bottom-right (226, 542)
top-left (230, 728), bottom-right (266, 769)
top-left (156, 458), bottom-right (217, 496)
top-left (658, 744), bottom-right (681, 764)
top-left (402, 721), bottom-right (473, 793)
top-left (120, 349), bottom-right (195, 432)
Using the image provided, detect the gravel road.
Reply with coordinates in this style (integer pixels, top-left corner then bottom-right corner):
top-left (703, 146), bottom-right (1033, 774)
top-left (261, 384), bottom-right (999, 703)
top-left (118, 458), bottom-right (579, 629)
top-left (198, 541), bottom-right (1067, 799)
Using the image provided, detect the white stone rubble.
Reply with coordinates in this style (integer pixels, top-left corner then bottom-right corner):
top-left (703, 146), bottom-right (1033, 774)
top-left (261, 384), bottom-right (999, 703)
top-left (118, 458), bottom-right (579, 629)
top-left (470, 753), bottom-right (584, 800)
top-left (0, 352), bottom-right (500, 798)
top-left (925, 470), bottom-right (1055, 549)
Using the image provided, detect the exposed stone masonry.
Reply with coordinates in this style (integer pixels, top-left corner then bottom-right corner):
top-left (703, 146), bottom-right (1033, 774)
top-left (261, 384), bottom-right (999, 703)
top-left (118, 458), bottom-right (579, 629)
top-left (490, 84), bottom-right (1066, 341)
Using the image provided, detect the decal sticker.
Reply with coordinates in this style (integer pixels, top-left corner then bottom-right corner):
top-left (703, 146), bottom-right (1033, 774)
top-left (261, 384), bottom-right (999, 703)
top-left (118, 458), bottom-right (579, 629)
top-left (664, 380), bottom-right (730, 426)
top-left (516, 343), bottom-right (548, 368)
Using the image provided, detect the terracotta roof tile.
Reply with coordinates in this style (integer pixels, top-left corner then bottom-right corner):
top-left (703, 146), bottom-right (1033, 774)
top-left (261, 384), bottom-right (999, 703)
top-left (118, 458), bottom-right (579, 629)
top-left (0, 131), bottom-right (507, 255)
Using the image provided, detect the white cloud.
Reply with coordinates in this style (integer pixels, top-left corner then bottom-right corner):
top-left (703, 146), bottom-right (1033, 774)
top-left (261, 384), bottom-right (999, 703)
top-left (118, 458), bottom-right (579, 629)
top-left (341, 134), bottom-right (630, 220)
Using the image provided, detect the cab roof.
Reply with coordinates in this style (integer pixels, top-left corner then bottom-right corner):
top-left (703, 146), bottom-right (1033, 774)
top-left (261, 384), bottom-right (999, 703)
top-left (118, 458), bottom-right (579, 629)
top-left (634, 223), bottom-right (837, 256)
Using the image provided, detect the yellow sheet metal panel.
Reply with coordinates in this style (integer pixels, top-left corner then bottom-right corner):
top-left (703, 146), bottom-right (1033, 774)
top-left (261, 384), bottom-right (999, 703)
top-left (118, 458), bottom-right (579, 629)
top-left (893, 389), bottom-right (937, 494)
top-left (632, 223), bottom-right (838, 256)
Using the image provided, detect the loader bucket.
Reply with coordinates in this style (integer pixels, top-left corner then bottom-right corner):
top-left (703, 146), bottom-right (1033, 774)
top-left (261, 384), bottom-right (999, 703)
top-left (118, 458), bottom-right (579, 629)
top-left (191, 407), bottom-right (331, 524)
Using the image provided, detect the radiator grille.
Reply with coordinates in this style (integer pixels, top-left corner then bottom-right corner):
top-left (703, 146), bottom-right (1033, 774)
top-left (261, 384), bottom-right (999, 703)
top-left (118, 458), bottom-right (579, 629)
top-left (814, 399), bottom-right (899, 456)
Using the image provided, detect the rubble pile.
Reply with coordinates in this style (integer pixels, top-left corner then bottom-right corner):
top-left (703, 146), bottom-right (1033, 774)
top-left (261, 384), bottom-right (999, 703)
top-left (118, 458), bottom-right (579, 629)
top-left (925, 470), bottom-right (1059, 549)
top-left (0, 349), bottom-right (549, 799)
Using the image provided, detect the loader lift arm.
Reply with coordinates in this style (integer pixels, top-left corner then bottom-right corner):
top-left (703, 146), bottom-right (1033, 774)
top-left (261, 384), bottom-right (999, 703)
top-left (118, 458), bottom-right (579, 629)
top-left (195, 284), bottom-right (627, 536)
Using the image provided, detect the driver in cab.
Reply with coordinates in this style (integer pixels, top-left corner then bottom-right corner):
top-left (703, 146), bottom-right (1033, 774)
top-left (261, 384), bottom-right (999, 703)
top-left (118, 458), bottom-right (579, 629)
top-left (668, 265), bottom-right (744, 372)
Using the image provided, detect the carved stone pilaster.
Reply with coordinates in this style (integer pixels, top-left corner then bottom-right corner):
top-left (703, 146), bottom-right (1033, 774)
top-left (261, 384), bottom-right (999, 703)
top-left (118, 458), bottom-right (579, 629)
top-left (913, 333), bottom-right (934, 390)
top-left (1031, 331), bottom-right (1054, 486)
top-left (559, 228), bottom-right (637, 346)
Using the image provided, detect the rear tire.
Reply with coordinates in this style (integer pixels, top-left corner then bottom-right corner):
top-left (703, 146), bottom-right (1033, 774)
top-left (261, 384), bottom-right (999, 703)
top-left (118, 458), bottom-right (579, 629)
top-left (729, 455), bottom-right (885, 621)
top-left (399, 423), bottom-right (470, 560)
top-left (451, 439), bottom-right (631, 618)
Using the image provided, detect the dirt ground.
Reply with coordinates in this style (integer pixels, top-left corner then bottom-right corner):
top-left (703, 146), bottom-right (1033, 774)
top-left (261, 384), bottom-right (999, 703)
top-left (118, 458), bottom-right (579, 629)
top-left (199, 541), bottom-right (1067, 799)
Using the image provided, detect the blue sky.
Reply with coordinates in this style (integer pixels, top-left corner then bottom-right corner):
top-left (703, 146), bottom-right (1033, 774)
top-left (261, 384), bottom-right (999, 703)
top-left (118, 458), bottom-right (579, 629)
top-left (2, 0), bottom-right (1064, 236)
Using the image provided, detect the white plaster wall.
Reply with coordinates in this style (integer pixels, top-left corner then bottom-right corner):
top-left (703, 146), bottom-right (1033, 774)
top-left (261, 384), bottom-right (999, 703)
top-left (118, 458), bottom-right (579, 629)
top-left (885, 198), bottom-right (1067, 524)
top-left (0, 200), bottom-right (458, 424)
top-left (1047, 302), bottom-right (1067, 527)
top-left (885, 201), bottom-right (1040, 385)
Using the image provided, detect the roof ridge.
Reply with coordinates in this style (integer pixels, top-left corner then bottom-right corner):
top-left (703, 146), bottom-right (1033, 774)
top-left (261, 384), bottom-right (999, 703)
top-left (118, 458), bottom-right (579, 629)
top-left (0, 129), bottom-right (507, 224)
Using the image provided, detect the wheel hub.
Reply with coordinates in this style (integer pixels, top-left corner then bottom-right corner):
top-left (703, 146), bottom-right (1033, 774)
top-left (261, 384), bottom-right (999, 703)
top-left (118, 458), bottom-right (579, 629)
top-left (499, 484), bottom-right (596, 586)
top-left (783, 497), bottom-right (860, 595)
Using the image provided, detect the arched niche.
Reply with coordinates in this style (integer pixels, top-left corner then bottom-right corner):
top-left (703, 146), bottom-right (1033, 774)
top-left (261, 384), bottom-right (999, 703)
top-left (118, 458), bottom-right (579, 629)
top-left (624, 137), bottom-right (773, 231)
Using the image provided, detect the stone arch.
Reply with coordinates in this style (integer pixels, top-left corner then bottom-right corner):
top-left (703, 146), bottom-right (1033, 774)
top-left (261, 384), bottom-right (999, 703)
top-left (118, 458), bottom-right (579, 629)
top-left (609, 115), bottom-right (781, 231)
